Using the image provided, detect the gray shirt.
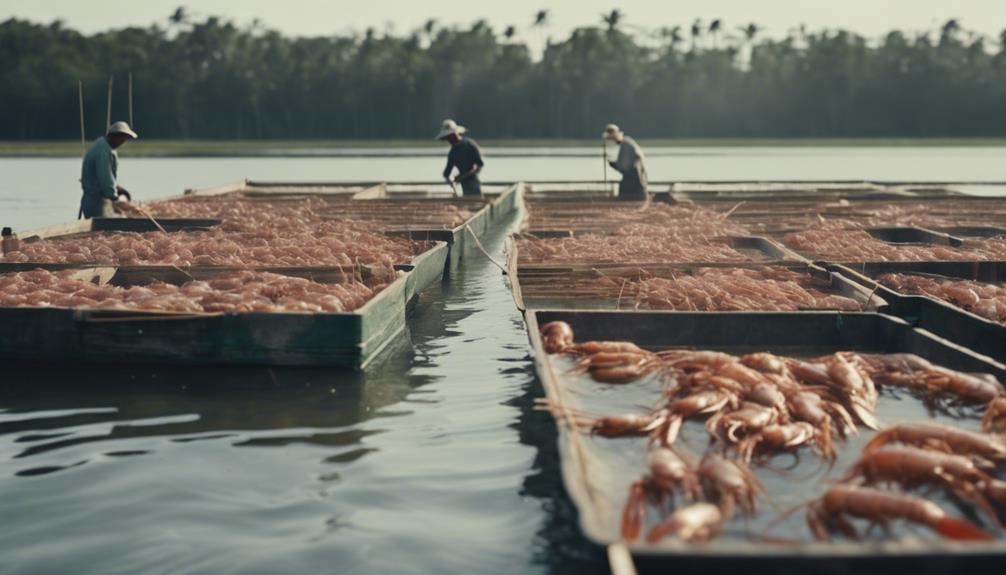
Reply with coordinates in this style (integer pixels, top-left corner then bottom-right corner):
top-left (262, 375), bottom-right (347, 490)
top-left (612, 136), bottom-right (647, 183)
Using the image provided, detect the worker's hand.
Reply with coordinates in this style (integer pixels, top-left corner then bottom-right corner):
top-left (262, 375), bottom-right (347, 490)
top-left (116, 189), bottom-right (132, 202)
top-left (608, 160), bottom-right (618, 170)
top-left (452, 175), bottom-right (463, 183)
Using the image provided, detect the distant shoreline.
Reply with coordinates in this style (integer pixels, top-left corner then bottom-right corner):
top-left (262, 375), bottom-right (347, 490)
top-left (2, 138), bottom-right (1006, 158)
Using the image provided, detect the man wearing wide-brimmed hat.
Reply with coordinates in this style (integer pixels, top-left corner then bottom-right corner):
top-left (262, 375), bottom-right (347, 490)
top-left (79, 121), bottom-right (138, 218)
top-left (603, 124), bottom-right (648, 201)
top-left (437, 119), bottom-right (485, 197)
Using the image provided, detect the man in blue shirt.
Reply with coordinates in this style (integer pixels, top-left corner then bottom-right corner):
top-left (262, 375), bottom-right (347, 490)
top-left (437, 119), bottom-right (484, 197)
top-left (79, 121), bottom-right (138, 218)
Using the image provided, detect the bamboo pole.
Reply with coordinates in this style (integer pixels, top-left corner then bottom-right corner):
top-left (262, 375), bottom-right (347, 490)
top-left (128, 72), bottom-right (133, 127)
top-left (77, 80), bottom-right (86, 156)
top-left (105, 75), bottom-right (113, 130)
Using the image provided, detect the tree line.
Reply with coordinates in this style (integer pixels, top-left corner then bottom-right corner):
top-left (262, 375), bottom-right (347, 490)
top-left (2, 10), bottom-right (1005, 140)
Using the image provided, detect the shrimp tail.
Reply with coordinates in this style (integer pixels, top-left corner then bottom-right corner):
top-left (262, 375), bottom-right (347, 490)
top-left (933, 517), bottom-right (995, 541)
top-left (621, 481), bottom-right (647, 542)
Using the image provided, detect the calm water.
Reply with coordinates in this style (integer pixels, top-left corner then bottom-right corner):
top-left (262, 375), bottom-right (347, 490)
top-left (0, 147), bottom-right (1003, 574)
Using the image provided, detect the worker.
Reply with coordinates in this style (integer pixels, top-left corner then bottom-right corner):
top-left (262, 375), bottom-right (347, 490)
top-left (603, 124), bottom-right (648, 201)
top-left (437, 119), bottom-right (484, 197)
top-left (79, 121), bottom-right (138, 219)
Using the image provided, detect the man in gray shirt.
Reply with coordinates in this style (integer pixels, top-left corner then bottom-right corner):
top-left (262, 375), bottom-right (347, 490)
top-left (603, 124), bottom-right (647, 201)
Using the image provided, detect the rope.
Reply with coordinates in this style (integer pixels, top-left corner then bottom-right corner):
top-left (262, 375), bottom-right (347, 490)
top-left (464, 224), bottom-right (507, 274)
top-left (122, 203), bottom-right (168, 233)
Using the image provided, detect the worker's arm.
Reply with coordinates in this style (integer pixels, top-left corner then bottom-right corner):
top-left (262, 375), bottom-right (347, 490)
top-left (443, 156), bottom-right (455, 183)
top-left (454, 143), bottom-right (485, 182)
top-left (609, 143), bottom-right (633, 175)
top-left (454, 164), bottom-right (481, 183)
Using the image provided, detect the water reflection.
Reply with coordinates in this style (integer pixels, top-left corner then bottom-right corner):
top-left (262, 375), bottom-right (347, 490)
top-left (1, 334), bottom-right (422, 472)
top-left (0, 212), bottom-right (627, 574)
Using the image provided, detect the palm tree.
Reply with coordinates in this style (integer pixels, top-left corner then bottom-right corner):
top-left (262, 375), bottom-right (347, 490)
top-left (690, 19), bottom-right (702, 52)
top-left (168, 6), bottom-right (189, 27)
top-left (659, 25), bottom-right (684, 51)
top-left (708, 19), bottom-right (722, 49)
top-left (602, 9), bottom-right (623, 33)
top-left (503, 25), bottom-right (516, 42)
top-left (533, 10), bottom-right (549, 28)
top-left (940, 18), bottom-right (960, 45)
top-left (423, 18), bottom-right (437, 38)
top-left (739, 23), bottom-right (759, 43)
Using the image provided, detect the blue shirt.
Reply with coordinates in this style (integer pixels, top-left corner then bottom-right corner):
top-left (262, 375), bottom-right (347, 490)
top-left (80, 137), bottom-right (118, 199)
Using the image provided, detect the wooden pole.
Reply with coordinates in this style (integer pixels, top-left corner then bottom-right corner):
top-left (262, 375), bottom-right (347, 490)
top-left (128, 72), bottom-right (133, 127)
top-left (106, 75), bottom-right (113, 130)
top-left (78, 80), bottom-right (86, 156)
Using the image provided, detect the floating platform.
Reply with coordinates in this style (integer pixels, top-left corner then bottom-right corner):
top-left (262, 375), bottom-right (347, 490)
top-left (0, 179), bottom-right (519, 368)
top-left (831, 261), bottom-right (1006, 363)
top-left (509, 262), bottom-right (887, 313)
top-left (511, 181), bottom-right (1006, 570)
top-left (181, 180), bottom-right (519, 267)
top-left (525, 309), bottom-right (1006, 564)
top-left (0, 243), bottom-right (448, 368)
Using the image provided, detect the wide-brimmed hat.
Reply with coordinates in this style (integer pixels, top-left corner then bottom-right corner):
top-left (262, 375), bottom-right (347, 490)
top-left (602, 123), bottom-right (622, 139)
top-left (107, 121), bottom-right (139, 139)
top-left (436, 119), bottom-right (466, 140)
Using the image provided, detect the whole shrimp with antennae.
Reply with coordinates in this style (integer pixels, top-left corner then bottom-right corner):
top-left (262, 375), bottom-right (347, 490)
top-left (645, 503), bottom-right (723, 544)
top-left (823, 352), bottom-right (880, 429)
top-left (787, 389), bottom-right (857, 459)
top-left (807, 485), bottom-right (993, 542)
top-left (653, 386), bottom-right (737, 446)
top-left (582, 412), bottom-right (667, 439)
top-left (706, 401), bottom-right (781, 445)
top-left (660, 350), bottom-right (736, 372)
top-left (864, 422), bottom-right (1006, 465)
top-left (540, 321), bottom-right (574, 353)
top-left (622, 448), bottom-right (702, 541)
top-left (843, 446), bottom-right (1003, 529)
top-left (862, 353), bottom-right (1004, 405)
top-left (578, 351), bottom-right (662, 384)
top-left (983, 398), bottom-right (1006, 434)
top-left (739, 352), bottom-right (789, 376)
top-left (737, 422), bottom-right (820, 463)
top-left (697, 453), bottom-right (765, 519)
top-left (574, 340), bottom-right (644, 354)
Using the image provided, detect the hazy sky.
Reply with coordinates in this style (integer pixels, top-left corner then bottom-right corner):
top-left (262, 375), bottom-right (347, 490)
top-left (3, 0), bottom-right (1004, 43)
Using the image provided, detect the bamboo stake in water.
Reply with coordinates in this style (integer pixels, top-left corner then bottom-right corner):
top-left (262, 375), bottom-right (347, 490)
top-left (106, 75), bottom-right (113, 130)
top-left (128, 72), bottom-right (133, 127)
top-left (78, 80), bottom-right (86, 156)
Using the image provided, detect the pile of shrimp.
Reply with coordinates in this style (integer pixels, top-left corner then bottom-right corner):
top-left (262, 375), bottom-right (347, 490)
top-left (0, 269), bottom-right (380, 313)
top-left (518, 202), bottom-right (761, 264)
top-left (539, 321), bottom-right (1006, 544)
top-left (712, 199), bottom-right (1006, 235)
top-left (520, 266), bottom-right (863, 310)
top-left (147, 196), bottom-right (473, 231)
top-left (784, 229), bottom-right (1006, 261)
top-left (877, 273), bottom-right (1006, 324)
top-left (1, 225), bottom-right (422, 279)
top-left (525, 202), bottom-right (751, 237)
top-left (517, 235), bottom-right (759, 265)
top-left (631, 267), bottom-right (863, 311)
